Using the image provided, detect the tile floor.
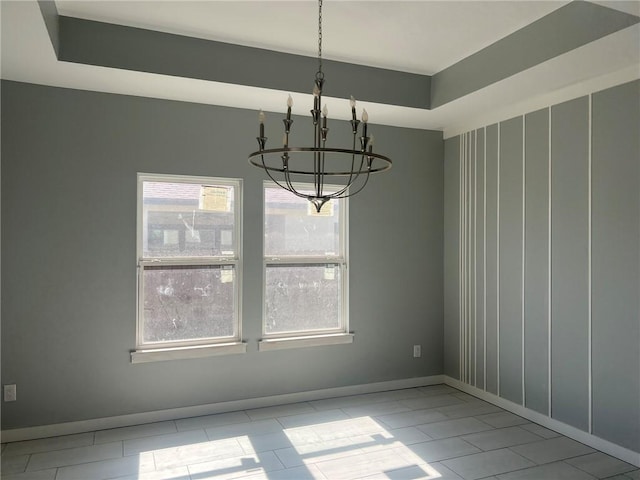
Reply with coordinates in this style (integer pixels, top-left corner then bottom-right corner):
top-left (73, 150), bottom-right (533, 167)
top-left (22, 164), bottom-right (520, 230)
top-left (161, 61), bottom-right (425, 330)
top-left (1, 385), bottom-right (638, 480)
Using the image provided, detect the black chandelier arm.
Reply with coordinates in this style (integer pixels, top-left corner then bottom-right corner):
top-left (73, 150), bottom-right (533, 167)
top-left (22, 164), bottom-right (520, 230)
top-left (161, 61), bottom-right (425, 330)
top-left (336, 166), bottom-right (372, 199)
top-left (257, 152), bottom-right (301, 197)
top-left (314, 94), bottom-right (323, 199)
top-left (315, 124), bottom-right (320, 198)
top-left (307, 166), bottom-right (372, 201)
top-left (340, 133), bottom-right (358, 192)
top-left (280, 154), bottom-right (314, 201)
top-left (314, 151), bottom-right (321, 198)
top-left (318, 138), bottom-right (328, 198)
top-left (328, 152), bottom-right (369, 198)
top-left (252, 152), bottom-right (374, 204)
top-left (251, 149), bottom-right (374, 201)
top-left (248, 147), bottom-right (392, 175)
top-left (282, 160), bottom-right (312, 201)
top-left (341, 132), bottom-right (363, 192)
top-left (329, 146), bottom-right (366, 198)
top-left (284, 171), bottom-right (306, 199)
top-left (313, 151), bottom-right (319, 198)
top-left (282, 153), bottom-right (296, 194)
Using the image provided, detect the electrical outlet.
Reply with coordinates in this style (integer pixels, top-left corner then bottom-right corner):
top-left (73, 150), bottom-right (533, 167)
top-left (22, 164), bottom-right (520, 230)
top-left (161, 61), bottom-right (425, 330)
top-left (413, 345), bottom-right (421, 358)
top-left (4, 384), bottom-right (16, 402)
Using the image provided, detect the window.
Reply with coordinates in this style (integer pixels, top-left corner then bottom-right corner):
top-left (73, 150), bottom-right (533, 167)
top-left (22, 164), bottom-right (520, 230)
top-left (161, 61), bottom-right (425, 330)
top-left (261, 182), bottom-right (352, 350)
top-left (133, 174), bottom-right (243, 362)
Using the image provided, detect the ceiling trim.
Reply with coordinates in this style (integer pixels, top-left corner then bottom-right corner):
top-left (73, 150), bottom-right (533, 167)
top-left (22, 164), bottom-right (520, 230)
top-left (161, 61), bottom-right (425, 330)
top-left (431, 1), bottom-right (640, 108)
top-left (1, 1), bottom-right (633, 133)
top-left (41, 0), bottom-right (639, 113)
top-left (55, 14), bottom-right (431, 110)
top-left (37, 0), bottom-right (59, 56)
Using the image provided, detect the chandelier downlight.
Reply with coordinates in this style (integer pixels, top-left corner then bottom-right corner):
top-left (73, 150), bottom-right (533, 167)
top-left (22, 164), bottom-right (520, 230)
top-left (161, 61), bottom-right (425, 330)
top-left (248, 0), bottom-right (392, 213)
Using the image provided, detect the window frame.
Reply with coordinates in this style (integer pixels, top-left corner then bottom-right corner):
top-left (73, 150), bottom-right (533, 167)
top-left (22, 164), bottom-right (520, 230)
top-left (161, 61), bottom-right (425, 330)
top-left (261, 181), bottom-right (350, 345)
top-left (134, 173), bottom-right (243, 359)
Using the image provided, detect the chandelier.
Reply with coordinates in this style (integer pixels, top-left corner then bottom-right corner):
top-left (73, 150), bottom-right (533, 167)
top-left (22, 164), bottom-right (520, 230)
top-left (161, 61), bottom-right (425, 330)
top-left (248, 0), bottom-right (392, 213)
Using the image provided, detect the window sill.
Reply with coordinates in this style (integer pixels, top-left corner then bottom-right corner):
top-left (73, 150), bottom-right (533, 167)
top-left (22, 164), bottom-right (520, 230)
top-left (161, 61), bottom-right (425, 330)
top-left (131, 341), bottom-right (247, 363)
top-left (258, 333), bottom-right (354, 352)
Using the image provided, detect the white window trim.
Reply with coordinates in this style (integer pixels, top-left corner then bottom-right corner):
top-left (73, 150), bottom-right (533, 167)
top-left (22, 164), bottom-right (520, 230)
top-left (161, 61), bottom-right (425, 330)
top-left (133, 173), bottom-right (243, 361)
top-left (261, 181), bottom-right (350, 346)
top-left (258, 333), bottom-right (354, 352)
top-left (131, 341), bottom-right (247, 363)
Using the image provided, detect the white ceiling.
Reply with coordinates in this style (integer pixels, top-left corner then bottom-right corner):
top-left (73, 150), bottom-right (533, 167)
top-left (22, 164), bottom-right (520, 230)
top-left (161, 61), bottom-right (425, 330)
top-left (1, 1), bottom-right (639, 136)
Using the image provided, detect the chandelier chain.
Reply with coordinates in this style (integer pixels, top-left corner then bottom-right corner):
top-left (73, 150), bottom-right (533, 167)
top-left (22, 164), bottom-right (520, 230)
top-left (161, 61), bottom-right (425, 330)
top-left (317, 0), bottom-right (323, 75)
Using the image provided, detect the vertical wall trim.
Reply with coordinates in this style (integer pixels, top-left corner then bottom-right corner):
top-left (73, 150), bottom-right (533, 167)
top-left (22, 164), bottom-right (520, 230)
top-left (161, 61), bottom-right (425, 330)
top-left (548, 107), bottom-right (553, 418)
top-left (465, 132), bottom-right (469, 383)
top-left (464, 132), bottom-right (469, 383)
top-left (469, 132), bottom-right (476, 385)
top-left (588, 94), bottom-right (593, 434)
top-left (468, 131), bottom-right (472, 383)
top-left (483, 127), bottom-right (488, 391)
top-left (497, 122), bottom-right (501, 396)
top-left (522, 115), bottom-right (527, 407)
top-left (461, 133), bottom-right (464, 381)
top-left (474, 130), bottom-right (478, 386)
top-left (463, 132), bottom-right (467, 382)
top-left (459, 134), bottom-right (464, 381)
top-left (464, 133), bottom-right (471, 383)
top-left (467, 131), bottom-right (470, 383)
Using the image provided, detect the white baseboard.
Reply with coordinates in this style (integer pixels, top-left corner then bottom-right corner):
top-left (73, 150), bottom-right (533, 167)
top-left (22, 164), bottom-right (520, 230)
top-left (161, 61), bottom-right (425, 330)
top-left (444, 376), bottom-right (640, 468)
top-left (0, 375), bottom-right (444, 443)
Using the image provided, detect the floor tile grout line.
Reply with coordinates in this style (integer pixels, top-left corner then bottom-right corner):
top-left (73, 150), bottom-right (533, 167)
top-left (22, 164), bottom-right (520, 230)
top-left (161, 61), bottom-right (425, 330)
top-left (504, 443), bottom-right (599, 466)
top-left (562, 452), bottom-right (639, 478)
top-left (444, 448), bottom-right (541, 479)
top-left (151, 445), bottom-right (158, 475)
top-left (23, 444), bottom-right (128, 474)
top-left (560, 455), bottom-right (603, 479)
top-left (21, 452), bottom-right (33, 474)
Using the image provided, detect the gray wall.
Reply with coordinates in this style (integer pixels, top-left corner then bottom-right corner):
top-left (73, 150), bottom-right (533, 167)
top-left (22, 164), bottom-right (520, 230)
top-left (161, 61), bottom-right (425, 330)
top-left (443, 80), bottom-right (640, 453)
top-left (1, 80), bottom-right (444, 430)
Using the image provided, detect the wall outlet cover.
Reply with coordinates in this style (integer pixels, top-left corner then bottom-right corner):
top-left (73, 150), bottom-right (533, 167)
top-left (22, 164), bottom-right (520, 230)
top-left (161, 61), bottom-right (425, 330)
top-left (4, 384), bottom-right (17, 402)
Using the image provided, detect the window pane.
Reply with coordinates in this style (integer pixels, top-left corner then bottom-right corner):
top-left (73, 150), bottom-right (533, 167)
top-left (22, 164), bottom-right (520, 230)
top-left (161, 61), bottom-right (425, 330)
top-left (143, 182), bottom-right (235, 258)
top-left (265, 264), bottom-right (341, 334)
top-left (142, 265), bottom-right (235, 343)
top-left (265, 187), bottom-right (340, 256)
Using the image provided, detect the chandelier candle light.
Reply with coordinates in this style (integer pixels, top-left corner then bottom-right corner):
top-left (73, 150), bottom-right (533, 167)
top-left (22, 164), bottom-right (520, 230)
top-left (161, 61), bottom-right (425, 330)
top-left (248, 0), bottom-right (392, 213)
